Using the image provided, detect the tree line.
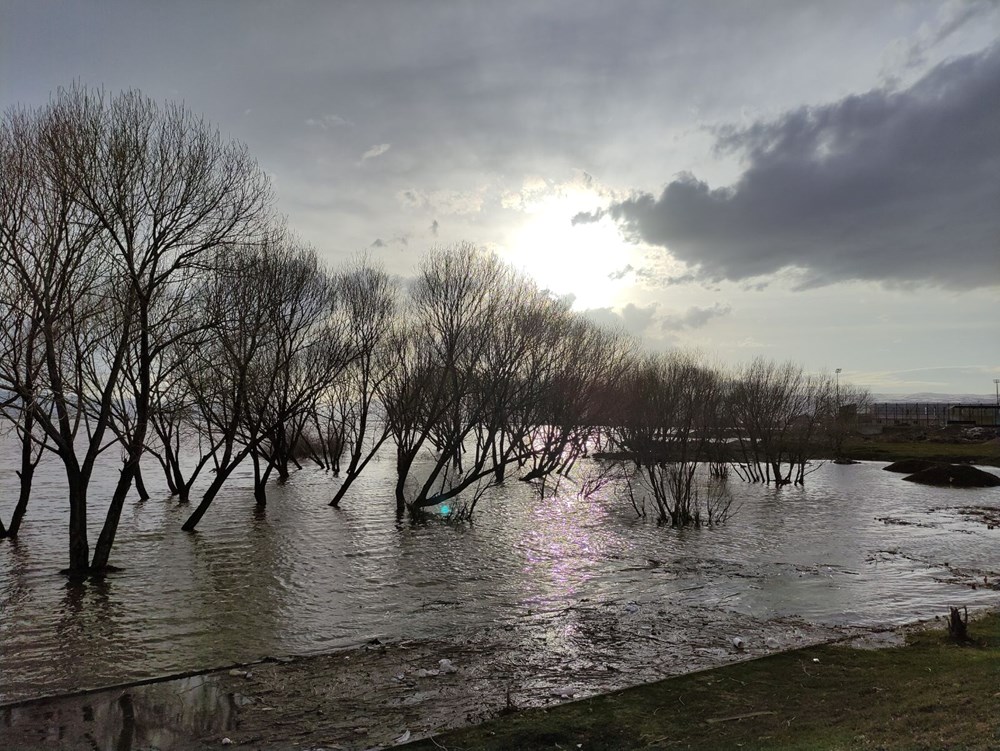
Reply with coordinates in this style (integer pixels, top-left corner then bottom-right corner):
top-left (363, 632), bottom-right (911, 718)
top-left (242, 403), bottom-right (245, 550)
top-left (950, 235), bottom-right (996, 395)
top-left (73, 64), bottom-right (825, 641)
top-left (0, 87), bottom-right (867, 577)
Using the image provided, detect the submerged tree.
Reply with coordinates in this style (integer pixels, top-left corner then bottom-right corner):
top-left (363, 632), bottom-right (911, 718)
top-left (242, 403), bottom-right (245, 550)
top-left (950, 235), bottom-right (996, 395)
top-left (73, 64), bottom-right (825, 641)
top-left (0, 103), bottom-right (116, 570)
top-left (609, 352), bottom-right (730, 526)
top-left (519, 313), bottom-right (632, 490)
top-left (179, 231), bottom-right (354, 530)
top-left (0, 198), bottom-right (51, 538)
top-left (726, 358), bottom-right (835, 486)
top-left (382, 243), bottom-right (598, 518)
top-left (0, 86), bottom-right (272, 574)
top-left (326, 260), bottom-right (398, 507)
top-left (247, 244), bottom-right (353, 506)
top-left (382, 243), bottom-right (505, 516)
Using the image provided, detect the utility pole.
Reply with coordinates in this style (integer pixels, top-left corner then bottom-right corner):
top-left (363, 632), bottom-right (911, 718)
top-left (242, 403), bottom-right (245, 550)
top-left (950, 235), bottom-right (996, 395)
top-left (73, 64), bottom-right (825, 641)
top-left (994, 379), bottom-right (999, 428)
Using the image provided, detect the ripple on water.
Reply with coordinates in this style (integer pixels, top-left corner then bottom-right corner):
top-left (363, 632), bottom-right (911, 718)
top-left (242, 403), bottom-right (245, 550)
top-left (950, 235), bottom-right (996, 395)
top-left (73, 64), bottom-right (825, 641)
top-left (1, 448), bottom-right (999, 702)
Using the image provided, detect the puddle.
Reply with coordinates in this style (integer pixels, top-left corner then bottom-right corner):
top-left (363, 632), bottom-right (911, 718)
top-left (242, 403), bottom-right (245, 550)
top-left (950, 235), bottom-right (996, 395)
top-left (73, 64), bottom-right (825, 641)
top-left (1, 673), bottom-right (240, 750)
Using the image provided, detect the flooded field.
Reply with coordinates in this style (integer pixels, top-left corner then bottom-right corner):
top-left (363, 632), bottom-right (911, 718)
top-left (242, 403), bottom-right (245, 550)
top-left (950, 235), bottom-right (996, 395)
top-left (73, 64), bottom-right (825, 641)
top-left (1, 447), bottom-right (999, 722)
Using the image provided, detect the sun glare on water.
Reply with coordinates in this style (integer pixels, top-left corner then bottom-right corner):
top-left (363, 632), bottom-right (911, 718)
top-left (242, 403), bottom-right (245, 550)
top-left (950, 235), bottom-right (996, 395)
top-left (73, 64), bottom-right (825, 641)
top-left (503, 190), bottom-right (636, 311)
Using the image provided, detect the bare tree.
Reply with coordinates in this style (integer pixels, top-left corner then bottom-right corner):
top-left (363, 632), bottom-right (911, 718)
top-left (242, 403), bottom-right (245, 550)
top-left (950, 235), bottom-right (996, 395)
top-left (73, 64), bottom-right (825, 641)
top-left (326, 260), bottom-right (398, 507)
top-left (180, 232), bottom-right (354, 530)
top-left (51, 87), bottom-right (274, 570)
top-left (0, 103), bottom-right (116, 572)
top-left (382, 244), bottom-right (563, 517)
top-left (726, 358), bottom-right (834, 486)
top-left (144, 317), bottom-right (208, 503)
top-left (0, 86), bottom-right (272, 573)
top-left (247, 247), bottom-right (353, 506)
top-left (0, 243), bottom-right (51, 537)
top-left (609, 352), bottom-right (728, 526)
top-left (519, 314), bottom-right (632, 490)
top-left (825, 381), bottom-right (871, 460)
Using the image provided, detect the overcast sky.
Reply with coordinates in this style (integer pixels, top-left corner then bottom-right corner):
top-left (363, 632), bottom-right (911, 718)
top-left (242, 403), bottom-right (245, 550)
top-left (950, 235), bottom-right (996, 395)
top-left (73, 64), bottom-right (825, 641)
top-left (2, 0), bottom-right (998, 394)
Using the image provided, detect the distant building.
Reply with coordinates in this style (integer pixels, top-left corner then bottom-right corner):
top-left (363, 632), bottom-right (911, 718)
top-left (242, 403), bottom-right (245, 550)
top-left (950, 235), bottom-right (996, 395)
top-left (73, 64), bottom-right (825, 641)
top-left (949, 404), bottom-right (1000, 427)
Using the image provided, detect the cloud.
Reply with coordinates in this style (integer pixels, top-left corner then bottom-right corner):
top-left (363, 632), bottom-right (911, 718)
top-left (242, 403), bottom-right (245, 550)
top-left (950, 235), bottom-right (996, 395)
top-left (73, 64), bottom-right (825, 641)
top-left (581, 302), bottom-right (659, 336)
top-left (856, 364), bottom-right (1000, 394)
top-left (661, 303), bottom-right (732, 331)
top-left (305, 113), bottom-right (351, 130)
top-left (369, 235), bottom-right (408, 249)
top-left (886, 0), bottom-right (998, 73)
top-left (361, 143), bottom-right (391, 161)
top-left (588, 42), bottom-right (1000, 290)
top-left (735, 336), bottom-right (772, 349)
top-left (608, 264), bottom-right (633, 280)
top-left (621, 302), bottom-right (658, 334)
top-left (398, 187), bottom-right (485, 215)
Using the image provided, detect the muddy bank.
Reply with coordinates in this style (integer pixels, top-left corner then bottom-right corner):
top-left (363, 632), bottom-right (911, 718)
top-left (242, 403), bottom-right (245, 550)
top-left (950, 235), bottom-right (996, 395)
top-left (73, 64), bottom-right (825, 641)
top-left (1, 604), bottom-right (868, 751)
top-left (902, 463), bottom-right (1000, 487)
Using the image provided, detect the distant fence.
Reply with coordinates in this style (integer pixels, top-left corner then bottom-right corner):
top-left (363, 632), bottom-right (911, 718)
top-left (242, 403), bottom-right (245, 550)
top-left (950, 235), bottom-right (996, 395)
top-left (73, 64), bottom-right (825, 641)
top-left (861, 403), bottom-right (999, 427)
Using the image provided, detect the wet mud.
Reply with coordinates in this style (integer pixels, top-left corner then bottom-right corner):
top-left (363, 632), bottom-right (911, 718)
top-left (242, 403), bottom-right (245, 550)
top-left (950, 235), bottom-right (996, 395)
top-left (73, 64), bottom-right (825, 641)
top-left (1, 603), bottom-right (861, 751)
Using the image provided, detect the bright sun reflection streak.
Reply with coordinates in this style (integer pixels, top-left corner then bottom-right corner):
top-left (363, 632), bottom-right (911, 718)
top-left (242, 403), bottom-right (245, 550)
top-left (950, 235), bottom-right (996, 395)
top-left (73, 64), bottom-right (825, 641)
top-left (503, 191), bottom-right (637, 310)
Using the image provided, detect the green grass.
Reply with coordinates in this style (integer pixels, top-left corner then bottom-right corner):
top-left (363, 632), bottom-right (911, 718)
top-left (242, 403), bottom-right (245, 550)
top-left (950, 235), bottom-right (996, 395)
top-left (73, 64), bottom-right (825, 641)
top-left (838, 438), bottom-right (1000, 466)
top-left (405, 612), bottom-right (1000, 751)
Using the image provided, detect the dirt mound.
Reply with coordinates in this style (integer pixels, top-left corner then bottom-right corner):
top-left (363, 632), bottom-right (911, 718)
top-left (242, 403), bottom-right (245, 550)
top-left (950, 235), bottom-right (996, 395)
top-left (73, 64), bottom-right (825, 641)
top-left (902, 464), bottom-right (1000, 488)
top-left (884, 459), bottom-right (941, 474)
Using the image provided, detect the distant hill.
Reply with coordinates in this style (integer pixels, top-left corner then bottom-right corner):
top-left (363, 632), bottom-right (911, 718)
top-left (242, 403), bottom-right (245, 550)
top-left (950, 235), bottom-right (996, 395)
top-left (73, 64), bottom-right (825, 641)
top-left (872, 393), bottom-right (996, 404)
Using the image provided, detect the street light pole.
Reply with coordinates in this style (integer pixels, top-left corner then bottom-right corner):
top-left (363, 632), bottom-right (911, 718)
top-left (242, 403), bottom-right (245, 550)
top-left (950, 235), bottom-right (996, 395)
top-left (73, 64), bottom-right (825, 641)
top-left (994, 379), bottom-right (999, 429)
top-left (835, 368), bottom-right (842, 409)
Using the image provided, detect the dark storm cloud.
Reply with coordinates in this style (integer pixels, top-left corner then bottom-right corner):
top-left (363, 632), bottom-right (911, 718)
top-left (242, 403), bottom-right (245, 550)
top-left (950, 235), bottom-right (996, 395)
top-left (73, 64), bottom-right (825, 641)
top-left (580, 43), bottom-right (1000, 290)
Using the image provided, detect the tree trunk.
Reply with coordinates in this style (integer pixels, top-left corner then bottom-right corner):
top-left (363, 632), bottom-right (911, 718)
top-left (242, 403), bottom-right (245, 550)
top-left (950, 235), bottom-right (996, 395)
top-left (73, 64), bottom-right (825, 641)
top-left (7, 464), bottom-right (34, 537)
top-left (157, 437), bottom-right (183, 496)
top-left (8, 416), bottom-right (39, 537)
top-left (182, 470), bottom-right (229, 531)
top-left (66, 468), bottom-right (90, 578)
top-left (93, 307), bottom-right (151, 574)
top-left (395, 450), bottom-right (414, 517)
top-left (91, 460), bottom-right (138, 572)
top-left (329, 432), bottom-right (388, 507)
top-left (180, 442), bottom-right (248, 531)
top-left (162, 462), bottom-right (179, 495)
top-left (395, 475), bottom-right (407, 517)
top-left (253, 452), bottom-right (274, 508)
top-left (330, 479), bottom-right (350, 508)
top-left (134, 465), bottom-right (150, 501)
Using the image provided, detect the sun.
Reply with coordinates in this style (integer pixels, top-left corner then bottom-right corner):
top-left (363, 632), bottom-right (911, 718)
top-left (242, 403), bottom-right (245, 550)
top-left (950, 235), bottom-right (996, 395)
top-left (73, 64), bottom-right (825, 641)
top-left (503, 189), bottom-right (638, 311)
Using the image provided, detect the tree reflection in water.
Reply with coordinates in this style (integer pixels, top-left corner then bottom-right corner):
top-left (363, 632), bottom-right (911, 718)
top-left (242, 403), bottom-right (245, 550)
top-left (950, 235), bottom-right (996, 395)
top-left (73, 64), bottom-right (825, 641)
top-left (2, 673), bottom-right (243, 750)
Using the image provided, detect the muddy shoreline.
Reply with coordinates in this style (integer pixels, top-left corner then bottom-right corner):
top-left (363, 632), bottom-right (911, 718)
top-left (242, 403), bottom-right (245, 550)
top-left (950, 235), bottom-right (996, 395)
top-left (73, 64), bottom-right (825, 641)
top-left (2, 604), bottom-right (901, 751)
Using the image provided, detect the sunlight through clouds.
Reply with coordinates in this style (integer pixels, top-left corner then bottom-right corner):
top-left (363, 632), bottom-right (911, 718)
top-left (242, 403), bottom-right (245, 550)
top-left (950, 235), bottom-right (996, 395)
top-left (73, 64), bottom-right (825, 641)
top-left (502, 182), bottom-right (641, 310)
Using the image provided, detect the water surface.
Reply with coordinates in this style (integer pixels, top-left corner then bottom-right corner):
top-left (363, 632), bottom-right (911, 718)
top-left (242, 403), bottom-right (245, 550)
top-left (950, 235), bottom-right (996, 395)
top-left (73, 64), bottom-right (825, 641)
top-left (1, 445), bottom-right (998, 703)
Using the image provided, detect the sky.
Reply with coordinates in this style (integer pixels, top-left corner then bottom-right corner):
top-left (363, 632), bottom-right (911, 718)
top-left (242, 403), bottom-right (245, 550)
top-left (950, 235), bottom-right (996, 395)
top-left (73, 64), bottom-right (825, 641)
top-left (1, 0), bottom-right (998, 395)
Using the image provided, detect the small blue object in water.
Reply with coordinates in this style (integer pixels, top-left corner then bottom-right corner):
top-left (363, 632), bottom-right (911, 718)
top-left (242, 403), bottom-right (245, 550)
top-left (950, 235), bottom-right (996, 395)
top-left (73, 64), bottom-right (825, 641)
top-left (439, 504), bottom-right (451, 515)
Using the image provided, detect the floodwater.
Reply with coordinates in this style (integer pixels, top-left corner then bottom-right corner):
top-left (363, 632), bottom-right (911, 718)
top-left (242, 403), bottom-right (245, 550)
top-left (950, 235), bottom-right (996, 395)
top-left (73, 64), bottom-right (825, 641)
top-left (1, 442), bottom-right (999, 716)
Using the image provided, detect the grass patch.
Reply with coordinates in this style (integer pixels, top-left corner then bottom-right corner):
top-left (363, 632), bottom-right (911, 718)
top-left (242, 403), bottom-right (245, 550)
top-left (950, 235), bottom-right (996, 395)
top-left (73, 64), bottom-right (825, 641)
top-left (838, 438), bottom-right (1000, 467)
top-left (405, 612), bottom-right (1000, 751)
